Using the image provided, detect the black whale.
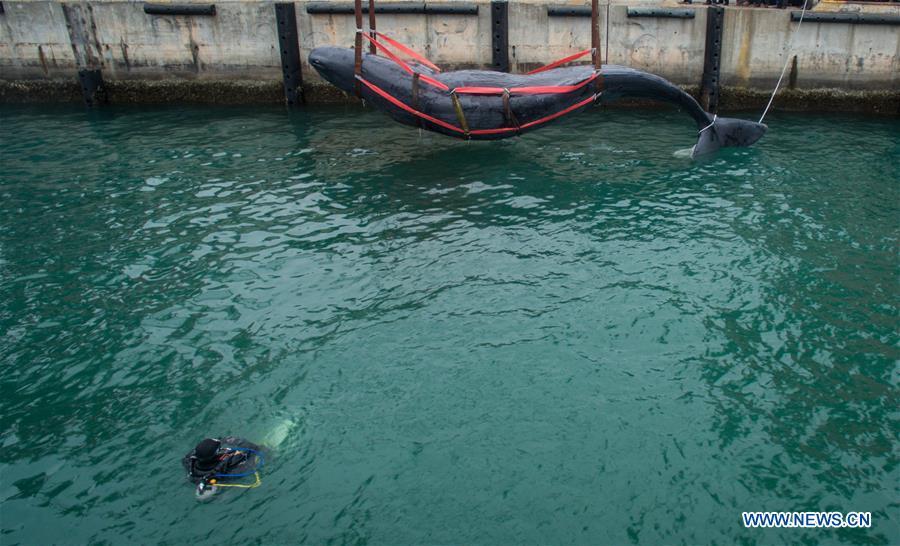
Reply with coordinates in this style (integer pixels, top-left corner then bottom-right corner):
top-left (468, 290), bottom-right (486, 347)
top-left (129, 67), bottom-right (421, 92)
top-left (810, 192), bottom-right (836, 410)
top-left (309, 46), bottom-right (766, 158)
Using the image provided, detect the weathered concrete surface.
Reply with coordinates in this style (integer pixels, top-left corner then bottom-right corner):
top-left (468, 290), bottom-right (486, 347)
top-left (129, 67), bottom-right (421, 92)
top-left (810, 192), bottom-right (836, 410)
top-left (0, 1), bottom-right (77, 78)
top-left (605, 4), bottom-right (707, 86)
top-left (0, 0), bottom-right (282, 79)
top-left (0, 0), bottom-right (897, 111)
top-left (299, 0), bottom-right (493, 72)
top-left (89, 1), bottom-right (281, 80)
top-left (509, 1), bottom-right (593, 74)
top-left (721, 5), bottom-right (900, 90)
top-left (509, 0), bottom-right (707, 85)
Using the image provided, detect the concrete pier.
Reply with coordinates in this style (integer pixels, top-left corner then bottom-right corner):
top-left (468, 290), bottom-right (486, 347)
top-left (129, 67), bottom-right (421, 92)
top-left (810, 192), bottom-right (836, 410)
top-left (0, 0), bottom-right (897, 111)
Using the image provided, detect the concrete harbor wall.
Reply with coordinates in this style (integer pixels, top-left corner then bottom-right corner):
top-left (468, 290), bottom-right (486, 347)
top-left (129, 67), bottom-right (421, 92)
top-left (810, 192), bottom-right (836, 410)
top-left (0, 0), bottom-right (897, 110)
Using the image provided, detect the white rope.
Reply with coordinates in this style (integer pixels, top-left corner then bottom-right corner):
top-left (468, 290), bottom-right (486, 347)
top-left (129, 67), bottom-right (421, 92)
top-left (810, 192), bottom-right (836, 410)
top-left (699, 114), bottom-right (717, 134)
top-left (759, 0), bottom-right (809, 124)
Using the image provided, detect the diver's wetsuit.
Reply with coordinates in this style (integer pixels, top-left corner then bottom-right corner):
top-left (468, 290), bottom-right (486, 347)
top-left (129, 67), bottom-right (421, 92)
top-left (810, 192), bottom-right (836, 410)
top-left (182, 436), bottom-right (262, 484)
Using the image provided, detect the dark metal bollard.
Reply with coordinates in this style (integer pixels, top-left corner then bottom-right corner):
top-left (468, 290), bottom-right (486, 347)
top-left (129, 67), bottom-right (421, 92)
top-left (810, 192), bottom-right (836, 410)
top-left (491, 0), bottom-right (509, 72)
top-left (275, 3), bottom-right (304, 106)
top-left (700, 5), bottom-right (724, 113)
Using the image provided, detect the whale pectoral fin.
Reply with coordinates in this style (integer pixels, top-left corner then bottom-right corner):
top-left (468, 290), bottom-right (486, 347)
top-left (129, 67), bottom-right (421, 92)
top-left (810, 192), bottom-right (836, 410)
top-left (691, 116), bottom-right (768, 159)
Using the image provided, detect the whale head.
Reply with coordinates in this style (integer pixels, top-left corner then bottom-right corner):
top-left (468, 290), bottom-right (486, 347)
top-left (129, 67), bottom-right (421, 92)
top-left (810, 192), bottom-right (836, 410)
top-left (309, 47), bottom-right (357, 94)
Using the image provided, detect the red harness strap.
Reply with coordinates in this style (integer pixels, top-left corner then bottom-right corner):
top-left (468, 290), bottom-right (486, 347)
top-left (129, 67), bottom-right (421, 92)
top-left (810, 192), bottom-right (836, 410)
top-left (520, 94), bottom-right (596, 129)
top-left (355, 31), bottom-right (598, 138)
top-left (526, 49), bottom-right (593, 75)
top-left (356, 76), bottom-right (596, 137)
top-left (374, 32), bottom-right (442, 73)
top-left (359, 32), bottom-right (597, 97)
top-left (358, 75), bottom-right (465, 134)
top-left (359, 32), bottom-right (449, 91)
top-left (453, 73), bottom-right (599, 96)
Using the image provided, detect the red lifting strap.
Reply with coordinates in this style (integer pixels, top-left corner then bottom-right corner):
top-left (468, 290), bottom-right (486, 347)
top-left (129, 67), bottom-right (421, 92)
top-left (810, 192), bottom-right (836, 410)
top-left (374, 32), bottom-right (442, 73)
top-left (358, 75), bottom-right (465, 134)
top-left (359, 32), bottom-right (449, 91)
top-left (526, 49), bottom-right (593, 75)
top-left (519, 93), bottom-right (596, 129)
top-left (356, 76), bottom-right (597, 137)
top-left (454, 73), bottom-right (599, 96)
top-left (360, 32), bottom-right (596, 96)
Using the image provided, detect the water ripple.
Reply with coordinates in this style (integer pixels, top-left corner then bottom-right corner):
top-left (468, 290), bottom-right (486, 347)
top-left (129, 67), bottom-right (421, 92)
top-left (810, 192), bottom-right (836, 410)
top-left (0, 105), bottom-right (897, 545)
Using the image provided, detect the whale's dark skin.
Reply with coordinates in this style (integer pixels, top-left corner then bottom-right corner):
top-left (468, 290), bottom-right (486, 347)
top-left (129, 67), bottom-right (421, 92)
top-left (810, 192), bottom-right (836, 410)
top-left (309, 46), bottom-right (767, 158)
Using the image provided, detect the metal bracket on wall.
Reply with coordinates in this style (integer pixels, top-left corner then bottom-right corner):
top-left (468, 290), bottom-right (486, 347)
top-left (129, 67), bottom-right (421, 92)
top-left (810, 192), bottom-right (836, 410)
top-left (548, 5), bottom-right (695, 19)
top-left (306, 3), bottom-right (478, 15)
top-left (626, 7), bottom-right (695, 19)
top-left (547, 6), bottom-right (591, 17)
top-left (143, 3), bottom-right (216, 16)
top-left (275, 2), bottom-right (304, 106)
top-left (491, 0), bottom-right (508, 73)
top-left (700, 5), bottom-right (724, 113)
top-left (791, 12), bottom-right (900, 25)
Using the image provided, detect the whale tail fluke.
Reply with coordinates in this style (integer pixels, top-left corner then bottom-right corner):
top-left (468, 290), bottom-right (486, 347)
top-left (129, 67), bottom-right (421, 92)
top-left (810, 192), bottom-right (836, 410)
top-left (691, 115), bottom-right (768, 159)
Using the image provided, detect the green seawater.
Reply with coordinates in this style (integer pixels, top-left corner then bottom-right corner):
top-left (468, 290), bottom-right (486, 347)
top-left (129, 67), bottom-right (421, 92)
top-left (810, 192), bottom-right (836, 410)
top-left (0, 105), bottom-right (898, 545)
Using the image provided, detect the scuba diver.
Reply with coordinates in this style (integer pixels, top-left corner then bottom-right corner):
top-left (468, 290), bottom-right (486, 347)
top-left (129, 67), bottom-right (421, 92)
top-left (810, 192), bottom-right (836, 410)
top-left (183, 437), bottom-right (265, 500)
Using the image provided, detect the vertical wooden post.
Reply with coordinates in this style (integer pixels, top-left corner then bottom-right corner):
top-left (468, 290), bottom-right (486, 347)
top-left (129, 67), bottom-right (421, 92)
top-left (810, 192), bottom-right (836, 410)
top-left (591, 0), bottom-right (601, 69)
top-left (354, 0), bottom-right (363, 95)
top-left (368, 0), bottom-right (376, 54)
top-left (605, 2), bottom-right (610, 65)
